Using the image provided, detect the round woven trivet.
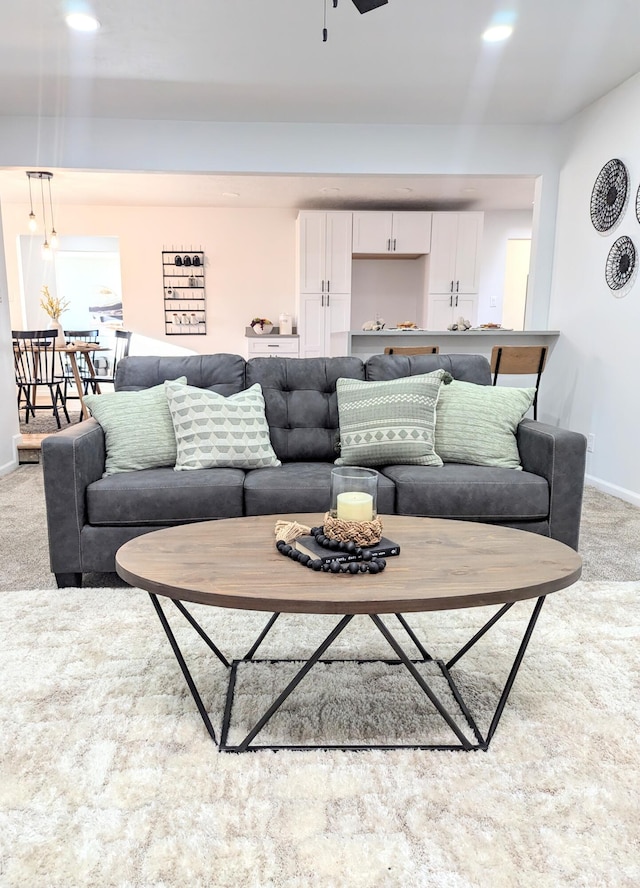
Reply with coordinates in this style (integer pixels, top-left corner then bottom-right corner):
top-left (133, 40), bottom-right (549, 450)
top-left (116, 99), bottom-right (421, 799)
top-left (323, 512), bottom-right (383, 546)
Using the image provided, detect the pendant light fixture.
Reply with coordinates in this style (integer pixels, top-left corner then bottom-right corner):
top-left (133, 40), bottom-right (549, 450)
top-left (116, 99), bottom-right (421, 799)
top-left (26, 171), bottom-right (58, 259)
top-left (322, 0), bottom-right (388, 41)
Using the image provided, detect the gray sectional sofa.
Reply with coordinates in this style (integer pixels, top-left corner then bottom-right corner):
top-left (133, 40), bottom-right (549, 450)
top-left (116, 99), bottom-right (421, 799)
top-left (41, 352), bottom-right (587, 587)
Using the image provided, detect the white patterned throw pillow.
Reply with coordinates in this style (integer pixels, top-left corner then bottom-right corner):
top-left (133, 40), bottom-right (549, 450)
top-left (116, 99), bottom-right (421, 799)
top-left (165, 381), bottom-right (281, 471)
top-left (335, 370), bottom-right (449, 467)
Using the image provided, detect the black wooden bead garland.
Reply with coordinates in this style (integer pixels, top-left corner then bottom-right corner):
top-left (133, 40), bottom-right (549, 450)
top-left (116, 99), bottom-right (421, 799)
top-left (275, 525), bottom-right (387, 575)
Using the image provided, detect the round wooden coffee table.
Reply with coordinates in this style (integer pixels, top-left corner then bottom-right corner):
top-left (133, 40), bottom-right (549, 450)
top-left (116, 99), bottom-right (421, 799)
top-left (116, 514), bottom-right (582, 752)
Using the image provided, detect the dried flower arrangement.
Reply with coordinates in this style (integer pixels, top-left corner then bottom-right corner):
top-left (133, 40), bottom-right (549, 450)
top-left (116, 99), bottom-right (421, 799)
top-left (40, 285), bottom-right (70, 320)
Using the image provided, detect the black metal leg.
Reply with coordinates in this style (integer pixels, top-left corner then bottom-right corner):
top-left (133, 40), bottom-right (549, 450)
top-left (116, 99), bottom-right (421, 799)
top-left (55, 571), bottom-right (82, 588)
top-left (371, 615), bottom-right (473, 750)
top-left (149, 592), bottom-right (218, 743)
top-left (394, 613), bottom-right (433, 660)
top-left (446, 602), bottom-right (514, 669)
top-left (482, 596), bottom-right (546, 748)
top-left (243, 612), bottom-right (281, 660)
top-left (171, 599), bottom-right (230, 667)
top-left (226, 615), bottom-right (354, 752)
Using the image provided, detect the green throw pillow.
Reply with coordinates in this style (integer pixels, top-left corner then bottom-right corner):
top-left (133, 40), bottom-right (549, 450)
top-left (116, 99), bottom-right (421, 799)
top-left (434, 380), bottom-right (536, 469)
top-left (165, 381), bottom-right (281, 471)
top-left (84, 377), bottom-right (187, 475)
top-left (335, 370), bottom-right (449, 467)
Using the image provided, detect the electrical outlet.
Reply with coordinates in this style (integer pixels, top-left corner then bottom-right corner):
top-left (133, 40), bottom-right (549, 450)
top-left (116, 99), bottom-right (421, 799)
top-left (587, 434), bottom-right (595, 453)
top-left (489, 294), bottom-right (497, 308)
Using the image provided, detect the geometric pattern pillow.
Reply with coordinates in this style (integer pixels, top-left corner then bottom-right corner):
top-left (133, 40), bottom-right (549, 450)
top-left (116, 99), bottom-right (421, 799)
top-left (165, 381), bottom-right (281, 471)
top-left (434, 380), bottom-right (536, 469)
top-left (84, 377), bottom-right (187, 476)
top-left (335, 370), bottom-right (449, 467)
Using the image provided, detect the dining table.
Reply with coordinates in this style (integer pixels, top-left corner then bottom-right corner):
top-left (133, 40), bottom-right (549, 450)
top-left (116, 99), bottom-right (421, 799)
top-left (59, 343), bottom-right (110, 419)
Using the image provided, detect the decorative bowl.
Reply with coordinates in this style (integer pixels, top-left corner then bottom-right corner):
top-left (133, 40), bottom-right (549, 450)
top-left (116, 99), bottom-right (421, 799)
top-left (253, 324), bottom-right (274, 335)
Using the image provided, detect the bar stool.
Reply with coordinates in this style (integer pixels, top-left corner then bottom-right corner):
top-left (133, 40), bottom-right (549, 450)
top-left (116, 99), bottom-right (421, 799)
top-left (490, 345), bottom-right (548, 420)
top-left (383, 346), bottom-right (440, 355)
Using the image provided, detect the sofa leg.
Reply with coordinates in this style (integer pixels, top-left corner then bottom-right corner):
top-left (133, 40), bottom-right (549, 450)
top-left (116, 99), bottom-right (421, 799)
top-left (55, 572), bottom-right (82, 588)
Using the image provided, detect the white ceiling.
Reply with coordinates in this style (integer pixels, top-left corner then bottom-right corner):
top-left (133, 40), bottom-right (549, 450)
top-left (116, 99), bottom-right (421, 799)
top-left (1, 0), bottom-right (638, 211)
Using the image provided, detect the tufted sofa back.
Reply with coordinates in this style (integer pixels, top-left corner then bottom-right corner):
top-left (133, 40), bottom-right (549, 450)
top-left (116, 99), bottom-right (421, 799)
top-left (246, 356), bottom-right (365, 462)
top-left (115, 353), bottom-right (246, 395)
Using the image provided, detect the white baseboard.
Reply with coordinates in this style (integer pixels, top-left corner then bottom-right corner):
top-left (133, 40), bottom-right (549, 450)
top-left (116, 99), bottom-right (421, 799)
top-left (0, 436), bottom-right (20, 477)
top-left (585, 474), bottom-right (640, 509)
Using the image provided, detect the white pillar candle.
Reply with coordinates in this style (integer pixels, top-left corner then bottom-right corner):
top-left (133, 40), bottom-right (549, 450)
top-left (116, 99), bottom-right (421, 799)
top-left (336, 491), bottom-right (373, 522)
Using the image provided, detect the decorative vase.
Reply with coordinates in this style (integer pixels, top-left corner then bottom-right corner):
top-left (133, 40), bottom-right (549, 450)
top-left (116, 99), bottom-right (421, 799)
top-left (48, 319), bottom-right (66, 349)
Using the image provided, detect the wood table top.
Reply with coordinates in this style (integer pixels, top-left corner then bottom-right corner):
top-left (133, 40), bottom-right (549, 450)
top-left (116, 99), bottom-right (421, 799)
top-left (115, 515), bottom-right (582, 615)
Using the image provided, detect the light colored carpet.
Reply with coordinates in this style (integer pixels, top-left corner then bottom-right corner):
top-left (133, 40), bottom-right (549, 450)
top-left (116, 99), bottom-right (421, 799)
top-left (1, 582), bottom-right (639, 887)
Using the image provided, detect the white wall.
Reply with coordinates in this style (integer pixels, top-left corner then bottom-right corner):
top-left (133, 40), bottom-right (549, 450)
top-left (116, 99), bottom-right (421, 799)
top-left (0, 200), bottom-right (19, 475)
top-left (545, 72), bottom-right (640, 503)
top-left (478, 211), bottom-right (533, 326)
top-left (3, 204), bottom-right (298, 359)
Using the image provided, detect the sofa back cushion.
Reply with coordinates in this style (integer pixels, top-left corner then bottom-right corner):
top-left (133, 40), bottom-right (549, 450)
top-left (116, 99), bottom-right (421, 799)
top-left (246, 357), bottom-right (365, 462)
top-left (365, 353), bottom-right (492, 385)
top-left (115, 354), bottom-right (246, 395)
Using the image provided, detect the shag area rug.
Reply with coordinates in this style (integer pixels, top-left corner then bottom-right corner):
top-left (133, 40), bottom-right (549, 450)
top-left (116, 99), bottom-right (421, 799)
top-left (1, 582), bottom-right (639, 887)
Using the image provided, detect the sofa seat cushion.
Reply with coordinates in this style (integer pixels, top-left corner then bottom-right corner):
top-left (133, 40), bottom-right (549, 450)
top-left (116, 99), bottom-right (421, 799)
top-left (244, 462), bottom-right (396, 516)
top-left (381, 463), bottom-right (548, 521)
top-left (87, 467), bottom-right (245, 526)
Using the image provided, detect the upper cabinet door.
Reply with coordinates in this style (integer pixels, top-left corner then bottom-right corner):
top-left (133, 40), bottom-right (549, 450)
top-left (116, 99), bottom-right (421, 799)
top-left (324, 212), bottom-right (353, 294)
top-left (428, 213), bottom-right (460, 292)
top-left (298, 212), bottom-right (327, 293)
top-left (352, 211), bottom-right (432, 255)
top-left (454, 213), bottom-right (483, 293)
top-left (352, 212), bottom-right (393, 254)
top-left (429, 212), bottom-right (483, 294)
top-left (390, 212), bottom-right (432, 254)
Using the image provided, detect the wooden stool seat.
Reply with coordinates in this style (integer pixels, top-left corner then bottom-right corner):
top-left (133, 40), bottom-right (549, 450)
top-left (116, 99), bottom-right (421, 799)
top-left (490, 345), bottom-right (548, 420)
top-left (383, 345), bottom-right (440, 355)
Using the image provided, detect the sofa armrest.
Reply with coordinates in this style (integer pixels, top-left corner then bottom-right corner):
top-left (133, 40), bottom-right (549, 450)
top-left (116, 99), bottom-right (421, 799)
top-left (517, 419), bottom-right (587, 551)
top-left (41, 419), bottom-right (106, 573)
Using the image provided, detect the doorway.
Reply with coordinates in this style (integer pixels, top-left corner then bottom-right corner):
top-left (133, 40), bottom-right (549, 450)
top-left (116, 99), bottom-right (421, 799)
top-left (502, 238), bottom-right (531, 330)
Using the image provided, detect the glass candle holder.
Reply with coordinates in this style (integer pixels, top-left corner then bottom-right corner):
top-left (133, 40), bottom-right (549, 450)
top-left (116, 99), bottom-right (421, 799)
top-left (330, 467), bottom-right (378, 522)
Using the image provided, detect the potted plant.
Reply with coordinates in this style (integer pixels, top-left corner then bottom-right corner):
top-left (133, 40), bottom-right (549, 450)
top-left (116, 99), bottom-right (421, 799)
top-left (40, 285), bottom-right (70, 347)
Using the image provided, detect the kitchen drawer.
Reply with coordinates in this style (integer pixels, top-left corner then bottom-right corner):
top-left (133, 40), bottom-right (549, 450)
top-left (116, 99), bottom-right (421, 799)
top-left (247, 337), bottom-right (300, 358)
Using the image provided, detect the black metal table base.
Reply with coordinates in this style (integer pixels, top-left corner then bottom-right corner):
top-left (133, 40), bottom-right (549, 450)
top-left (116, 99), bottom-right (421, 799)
top-left (148, 593), bottom-right (546, 753)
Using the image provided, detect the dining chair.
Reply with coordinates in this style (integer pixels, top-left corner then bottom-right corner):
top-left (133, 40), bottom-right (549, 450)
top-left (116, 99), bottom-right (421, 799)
top-left (13, 329), bottom-right (70, 429)
top-left (62, 329), bottom-right (101, 401)
top-left (490, 345), bottom-right (548, 420)
top-left (97, 329), bottom-right (132, 384)
top-left (383, 345), bottom-right (440, 355)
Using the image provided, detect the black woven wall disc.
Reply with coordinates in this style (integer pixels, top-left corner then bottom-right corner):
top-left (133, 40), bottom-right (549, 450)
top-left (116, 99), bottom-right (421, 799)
top-left (636, 184), bottom-right (640, 226)
top-left (605, 236), bottom-right (636, 291)
top-left (590, 159), bottom-right (629, 232)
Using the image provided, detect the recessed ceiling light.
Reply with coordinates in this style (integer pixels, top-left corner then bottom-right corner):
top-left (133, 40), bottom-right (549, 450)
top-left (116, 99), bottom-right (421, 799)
top-left (395, 187), bottom-right (413, 194)
top-left (482, 24), bottom-right (513, 42)
top-left (65, 13), bottom-right (100, 32)
top-left (319, 187), bottom-right (340, 194)
top-left (222, 191), bottom-right (240, 198)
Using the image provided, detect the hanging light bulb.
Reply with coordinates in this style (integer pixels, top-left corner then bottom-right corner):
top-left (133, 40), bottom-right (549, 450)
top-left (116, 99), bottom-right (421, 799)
top-left (42, 237), bottom-right (53, 261)
top-left (47, 175), bottom-right (59, 249)
top-left (26, 172), bottom-right (37, 231)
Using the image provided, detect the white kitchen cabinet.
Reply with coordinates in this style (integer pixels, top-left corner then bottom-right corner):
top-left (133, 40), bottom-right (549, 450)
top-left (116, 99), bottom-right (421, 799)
top-left (297, 211), bottom-right (352, 357)
top-left (298, 292), bottom-right (351, 359)
top-left (428, 212), bottom-right (484, 295)
top-left (352, 211), bottom-right (432, 255)
top-left (297, 211), bottom-right (352, 295)
top-left (426, 291), bottom-right (478, 330)
top-left (247, 337), bottom-right (300, 358)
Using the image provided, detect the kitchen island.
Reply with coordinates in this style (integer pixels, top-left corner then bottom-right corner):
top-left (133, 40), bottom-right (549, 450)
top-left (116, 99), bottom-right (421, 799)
top-left (347, 329), bottom-right (560, 362)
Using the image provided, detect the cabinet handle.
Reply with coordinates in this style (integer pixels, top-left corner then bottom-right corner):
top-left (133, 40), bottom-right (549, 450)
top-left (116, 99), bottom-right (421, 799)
top-left (321, 280), bottom-right (325, 292)
top-left (456, 281), bottom-right (460, 292)
top-left (327, 280), bottom-right (330, 293)
top-left (267, 344), bottom-right (278, 348)
top-left (321, 293), bottom-right (324, 308)
top-left (327, 294), bottom-right (330, 307)
top-left (393, 238), bottom-right (396, 252)
top-left (387, 238), bottom-right (391, 252)
top-left (455, 295), bottom-right (459, 307)
top-left (450, 280), bottom-right (454, 293)
top-left (449, 295), bottom-right (453, 307)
